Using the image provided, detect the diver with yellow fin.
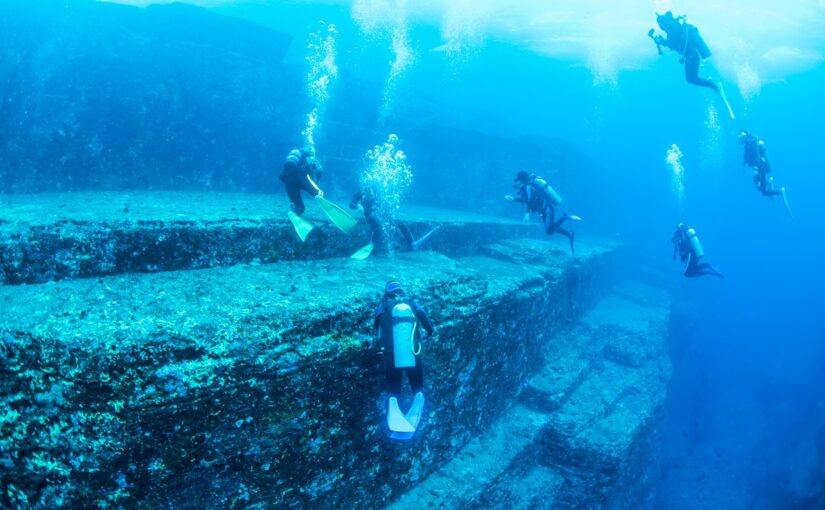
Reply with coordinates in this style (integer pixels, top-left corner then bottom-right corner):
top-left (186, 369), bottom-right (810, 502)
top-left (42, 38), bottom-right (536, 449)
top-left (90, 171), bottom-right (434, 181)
top-left (279, 146), bottom-right (356, 241)
top-left (648, 11), bottom-right (735, 120)
top-left (372, 281), bottom-right (434, 440)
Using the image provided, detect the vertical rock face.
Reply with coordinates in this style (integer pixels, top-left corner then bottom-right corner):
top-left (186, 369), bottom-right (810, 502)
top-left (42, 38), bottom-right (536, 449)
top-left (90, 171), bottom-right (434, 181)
top-left (0, 193), bottom-right (670, 509)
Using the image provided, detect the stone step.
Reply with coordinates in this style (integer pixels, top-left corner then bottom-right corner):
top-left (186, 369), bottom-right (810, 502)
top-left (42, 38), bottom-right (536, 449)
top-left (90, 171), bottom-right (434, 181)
top-left (387, 404), bottom-right (554, 510)
top-left (0, 238), bottom-right (615, 509)
top-left (383, 283), bottom-right (673, 510)
top-left (0, 191), bottom-right (541, 284)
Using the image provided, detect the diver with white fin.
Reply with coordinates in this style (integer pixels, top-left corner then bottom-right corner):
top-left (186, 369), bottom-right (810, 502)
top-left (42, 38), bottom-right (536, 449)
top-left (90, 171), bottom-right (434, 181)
top-left (505, 171), bottom-right (581, 256)
top-left (672, 223), bottom-right (724, 278)
top-left (648, 11), bottom-right (735, 119)
top-left (349, 188), bottom-right (440, 258)
top-left (279, 146), bottom-right (356, 241)
top-left (738, 131), bottom-right (793, 218)
top-left (372, 281), bottom-right (434, 440)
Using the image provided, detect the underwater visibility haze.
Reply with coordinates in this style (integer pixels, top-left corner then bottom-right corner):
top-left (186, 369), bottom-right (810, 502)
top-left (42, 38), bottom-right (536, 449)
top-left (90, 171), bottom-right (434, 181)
top-left (1, 0), bottom-right (824, 508)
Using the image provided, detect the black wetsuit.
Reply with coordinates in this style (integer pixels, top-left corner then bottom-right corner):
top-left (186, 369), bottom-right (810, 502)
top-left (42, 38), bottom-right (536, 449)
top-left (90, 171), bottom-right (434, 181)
top-left (657, 14), bottom-right (718, 92)
top-left (373, 295), bottom-right (434, 396)
top-left (742, 135), bottom-right (782, 197)
top-left (350, 190), bottom-right (414, 252)
top-left (279, 149), bottom-right (321, 215)
top-left (672, 226), bottom-right (724, 278)
top-left (515, 176), bottom-right (574, 243)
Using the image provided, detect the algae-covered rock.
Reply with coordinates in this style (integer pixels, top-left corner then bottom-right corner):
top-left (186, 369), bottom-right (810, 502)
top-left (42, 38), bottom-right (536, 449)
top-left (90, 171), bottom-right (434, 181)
top-left (0, 237), bottom-right (616, 509)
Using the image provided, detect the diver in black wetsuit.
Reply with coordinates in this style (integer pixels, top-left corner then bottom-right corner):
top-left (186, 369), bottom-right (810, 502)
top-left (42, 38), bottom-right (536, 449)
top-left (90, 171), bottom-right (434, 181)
top-left (738, 131), bottom-right (792, 217)
top-left (279, 147), bottom-right (323, 216)
top-left (373, 281), bottom-right (434, 436)
top-left (672, 223), bottom-right (724, 278)
top-left (350, 188), bottom-right (440, 254)
top-left (505, 171), bottom-right (581, 256)
top-left (649, 11), bottom-right (733, 118)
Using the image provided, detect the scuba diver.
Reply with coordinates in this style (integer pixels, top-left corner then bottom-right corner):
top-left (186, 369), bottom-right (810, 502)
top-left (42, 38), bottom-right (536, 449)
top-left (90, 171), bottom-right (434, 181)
top-left (279, 146), bottom-right (356, 241)
top-left (739, 131), bottom-right (793, 218)
top-left (505, 171), bottom-right (581, 256)
top-left (671, 223), bottom-right (724, 278)
top-left (373, 281), bottom-right (434, 440)
top-left (648, 11), bottom-right (735, 119)
top-left (349, 187), bottom-right (440, 259)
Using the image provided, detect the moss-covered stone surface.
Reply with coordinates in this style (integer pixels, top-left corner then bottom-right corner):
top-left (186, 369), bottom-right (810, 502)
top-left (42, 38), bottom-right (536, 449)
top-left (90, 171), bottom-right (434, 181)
top-left (0, 192), bottom-right (540, 284)
top-left (0, 226), bottom-right (616, 508)
top-left (389, 280), bottom-right (672, 510)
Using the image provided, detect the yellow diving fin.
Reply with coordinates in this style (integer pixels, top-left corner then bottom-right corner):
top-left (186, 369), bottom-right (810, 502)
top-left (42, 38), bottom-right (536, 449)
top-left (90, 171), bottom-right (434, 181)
top-left (287, 211), bottom-right (313, 242)
top-left (350, 242), bottom-right (374, 260)
top-left (315, 195), bottom-right (357, 233)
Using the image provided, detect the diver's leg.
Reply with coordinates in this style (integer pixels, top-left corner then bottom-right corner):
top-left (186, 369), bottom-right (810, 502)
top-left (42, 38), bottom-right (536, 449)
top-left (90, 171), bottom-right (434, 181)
top-left (384, 358), bottom-right (403, 396)
top-left (543, 205), bottom-right (556, 235)
top-left (684, 48), bottom-right (718, 91)
top-left (697, 263), bottom-right (725, 278)
top-left (284, 177), bottom-right (306, 216)
top-left (555, 226), bottom-right (575, 254)
top-left (396, 222), bottom-right (415, 250)
top-left (299, 174), bottom-right (321, 198)
top-left (407, 357), bottom-right (424, 394)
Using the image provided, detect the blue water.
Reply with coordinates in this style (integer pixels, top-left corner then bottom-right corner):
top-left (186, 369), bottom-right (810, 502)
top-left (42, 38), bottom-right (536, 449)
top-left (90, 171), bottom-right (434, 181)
top-left (4, 1), bottom-right (825, 507)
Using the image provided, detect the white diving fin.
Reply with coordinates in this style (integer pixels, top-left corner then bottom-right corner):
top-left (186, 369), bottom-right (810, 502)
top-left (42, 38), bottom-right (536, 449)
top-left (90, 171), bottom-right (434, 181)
top-left (390, 392), bottom-right (425, 441)
top-left (388, 397), bottom-right (415, 433)
top-left (350, 242), bottom-right (374, 260)
top-left (717, 82), bottom-right (735, 120)
top-left (287, 211), bottom-right (313, 242)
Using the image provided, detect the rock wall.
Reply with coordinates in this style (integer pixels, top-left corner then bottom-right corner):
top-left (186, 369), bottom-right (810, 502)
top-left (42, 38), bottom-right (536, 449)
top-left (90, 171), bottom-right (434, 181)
top-left (0, 192), bottom-right (655, 509)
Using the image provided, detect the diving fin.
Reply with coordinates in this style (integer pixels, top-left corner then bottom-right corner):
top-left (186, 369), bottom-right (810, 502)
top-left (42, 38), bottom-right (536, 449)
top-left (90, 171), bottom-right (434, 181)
top-left (717, 82), bottom-right (735, 120)
top-left (780, 188), bottom-right (794, 219)
top-left (388, 397), bottom-right (415, 433)
top-left (287, 211), bottom-right (313, 242)
top-left (411, 225), bottom-right (441, 251)
top-left (315, 195), bottom-right (357, 233)
top-left (351, 242), bottom-right (374, 260)
top-left (390, 392), bottom-right (425, 440)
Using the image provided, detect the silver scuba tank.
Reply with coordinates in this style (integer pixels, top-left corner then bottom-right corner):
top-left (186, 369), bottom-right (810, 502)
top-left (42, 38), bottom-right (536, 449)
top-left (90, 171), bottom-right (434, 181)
top-left (685, 228), bottom-right (704, 259)
top-left (534, 177), bottom-right (563, 207)
top-left (391, 303), bottom-right (417, 368)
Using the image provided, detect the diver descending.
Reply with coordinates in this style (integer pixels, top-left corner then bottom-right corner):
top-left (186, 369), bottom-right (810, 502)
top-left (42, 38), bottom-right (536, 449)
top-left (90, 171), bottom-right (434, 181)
top-left (738, 131), bottom-right (793, 218)
top-left (505, 171), bottom-right (581, 256)
top-left (672, 223), bottom-right (724, 278)
top-left (373, 281), bottom-right (434, 440)
top-left (648, 11), bottom-right (735, 120)
top-left (279, 146), bottom-right (356, 241)
top-left (349, 188), bottom-right (440, 259)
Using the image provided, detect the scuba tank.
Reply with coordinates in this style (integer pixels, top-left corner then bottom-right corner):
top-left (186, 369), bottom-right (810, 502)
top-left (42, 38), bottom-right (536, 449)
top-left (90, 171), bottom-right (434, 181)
top-left (685, 227), bottom-right (705, 259)
top-left (391, 303), bottom-right (418, 368)
top-left (533, 177), bottom-right (563, 207)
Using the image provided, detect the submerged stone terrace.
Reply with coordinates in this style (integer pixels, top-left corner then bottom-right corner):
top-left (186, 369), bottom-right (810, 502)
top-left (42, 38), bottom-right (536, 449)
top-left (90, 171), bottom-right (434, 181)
top-left (0, 192), bottom-right (539, 284)
top-left (0, 192), bottom-right (670, 509)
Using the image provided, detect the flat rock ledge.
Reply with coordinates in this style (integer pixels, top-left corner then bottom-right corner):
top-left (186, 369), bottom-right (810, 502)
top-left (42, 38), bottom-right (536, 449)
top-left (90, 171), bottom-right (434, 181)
top-left (0, 234), bottom-right (626, 509)
top-left (0, 192), bottom-right (541, 284)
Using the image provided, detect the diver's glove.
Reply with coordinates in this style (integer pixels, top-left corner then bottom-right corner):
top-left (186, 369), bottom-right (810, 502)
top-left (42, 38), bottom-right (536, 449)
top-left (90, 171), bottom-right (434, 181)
top-left (503, 195), bottom-right (515, 202)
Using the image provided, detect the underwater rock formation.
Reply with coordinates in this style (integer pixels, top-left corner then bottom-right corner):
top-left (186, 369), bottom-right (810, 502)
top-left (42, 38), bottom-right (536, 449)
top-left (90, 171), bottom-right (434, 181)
top-left (0, 192), bottom-right (540, 284)
top-left (0, 192), bottom-right (674, 509)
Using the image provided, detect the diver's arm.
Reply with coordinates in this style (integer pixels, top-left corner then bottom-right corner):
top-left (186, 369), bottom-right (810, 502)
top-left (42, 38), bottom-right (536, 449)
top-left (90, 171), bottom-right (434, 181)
top-left (412, 303), bottom-right (435, 337)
